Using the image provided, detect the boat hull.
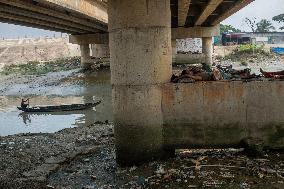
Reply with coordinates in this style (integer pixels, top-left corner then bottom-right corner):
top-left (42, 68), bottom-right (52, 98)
top-left (17, 101), bottom-right (101, 112)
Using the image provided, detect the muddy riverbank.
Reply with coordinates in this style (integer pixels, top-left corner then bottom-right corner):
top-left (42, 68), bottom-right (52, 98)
top-left (1, 123), bottom-right (284, 189)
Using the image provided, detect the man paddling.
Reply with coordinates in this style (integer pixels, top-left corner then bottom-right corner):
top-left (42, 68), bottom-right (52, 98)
top-left (21, 98), bottom-right (29, 109)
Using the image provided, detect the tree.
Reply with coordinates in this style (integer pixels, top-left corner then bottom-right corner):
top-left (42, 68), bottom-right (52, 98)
top-left (273, 14), bottom-right (284, 30)
top-left (244, 17), bottom-right (257, 32)
top-left (256, 19), bottom-right (275, 32)
top-left (220, 24), bottom-right (241, 34)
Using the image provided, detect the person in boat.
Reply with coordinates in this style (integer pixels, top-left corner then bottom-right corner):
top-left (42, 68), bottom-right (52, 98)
top-left (21, 98), bottom-right (29, 109)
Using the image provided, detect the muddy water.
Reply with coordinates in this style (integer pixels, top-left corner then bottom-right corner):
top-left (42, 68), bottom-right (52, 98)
top-left (0, 69), bottom-right (112, 136)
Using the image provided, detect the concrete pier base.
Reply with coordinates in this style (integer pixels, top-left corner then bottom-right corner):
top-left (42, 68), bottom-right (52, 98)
top-left (202, 37), bottom-right (213, 66)
top-left (91, 44), bottom-right (109, 58)
top-left (80, 44), bottom-right (92, 69)
top-left (109, 0), bottom-right (172, 164)
top-left (162, 81), bottom-right (284, 150)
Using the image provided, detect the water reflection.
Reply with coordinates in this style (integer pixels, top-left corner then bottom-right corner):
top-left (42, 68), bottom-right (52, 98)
top-left (19, 112), bottom-right (31, 125)
top-left (0, 69), bottom-right (112, 136)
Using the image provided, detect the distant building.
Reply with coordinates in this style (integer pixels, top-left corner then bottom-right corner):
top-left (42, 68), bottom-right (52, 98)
top-left (221, 32), bottom-right (284, 46)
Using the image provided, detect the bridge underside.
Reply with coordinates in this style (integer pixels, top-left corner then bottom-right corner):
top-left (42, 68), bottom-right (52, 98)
top-left (0, 0), bottom-right (253, 35)
top-left (171, 0), bottom-right (253, 27)
top-left (0, 0), bottom-right (108, 34)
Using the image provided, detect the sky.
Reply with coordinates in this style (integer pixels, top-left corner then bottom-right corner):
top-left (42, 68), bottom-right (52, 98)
top-left (0, 23), bottom-right (63, 39)
top-left (0, 0), bottom-right (283, 38)
top-left (222, 0), bottom-right (284, 32)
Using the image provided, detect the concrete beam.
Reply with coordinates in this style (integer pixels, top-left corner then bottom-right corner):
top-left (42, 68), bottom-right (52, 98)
top-left (0, 12), bottom-right (86, 34)
top-left (212, 0), bottom-right (254, 25)
top-left (195, 0), bottom-right (223, 26)
top-left (42, 0), bottom-right (108, 24)
top-left (69, 34), bottom-right (109, 45)
top-left (178, 0), bottom-right (191, 27)
top-left (172, 25), bottom-right (220, 39)
top-left (0, 0), bottom-right (106, 32)
top-left (0, 17), bottom-right (72, 34)
top-left (0, 4), bottom-right (94, 33)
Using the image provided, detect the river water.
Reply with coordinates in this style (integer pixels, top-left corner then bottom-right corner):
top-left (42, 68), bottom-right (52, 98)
top-left (0, 69), bottom-right (112, 136)
top-left (1, 60), bottom-right (284, 136)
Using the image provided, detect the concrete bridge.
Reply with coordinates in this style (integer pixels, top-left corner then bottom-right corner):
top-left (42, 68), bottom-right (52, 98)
top-left (0, 0), bottom-right (108, 33)
top-left (0, 0), bottom-right (253, 69)
top-left (4, 1), bottom-right (283, 166)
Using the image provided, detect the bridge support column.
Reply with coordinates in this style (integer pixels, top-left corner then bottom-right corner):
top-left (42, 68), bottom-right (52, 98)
top-left (172, 39), bottom-right (177, 63)
top-left (91, 44), bottom-right (110, 58)
top-left (80, 44), bottom-right (92, 69)
top-left (109, 0), bottom-right (172, 165)
top-left (202, 37), bottom-right (213, 66)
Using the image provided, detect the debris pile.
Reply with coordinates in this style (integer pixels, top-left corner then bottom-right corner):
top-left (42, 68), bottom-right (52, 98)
top-left (115, 149), bottom-right (284, 189)
top-left (171, 64), bottom-right (262, 83)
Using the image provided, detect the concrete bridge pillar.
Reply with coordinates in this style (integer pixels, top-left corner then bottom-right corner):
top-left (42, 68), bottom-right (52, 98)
top-left (70, 34), bottom-right (109, 69)
top-left (91, 44), bottom-right (110, 58)
top-left (202, 37), bottom-right (213, 66)
top-left (172, 39), bottom-right (177, 63)
top-left (80, 44), bottom-right (92, 69)
top-left (108, 0), bottom-right (172, 165)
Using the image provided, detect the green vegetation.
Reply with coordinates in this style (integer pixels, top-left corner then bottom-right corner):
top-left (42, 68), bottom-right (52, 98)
top-left (223, 44), bottom-right (272, 62)
top-left (239, 44), bottom-right (265, 53)
top-left (244, 17), bottom-right (275, 32)
top-left (0, 57), bottom-right (81, 75)
top-left (256, 19), bottom-right (275, 32)
top-left (244, 17), bottom-right (257, 32)
top-left (220, 24), bottom-right (241, 34)
top-left (273, 13), bottom-right (284, 30)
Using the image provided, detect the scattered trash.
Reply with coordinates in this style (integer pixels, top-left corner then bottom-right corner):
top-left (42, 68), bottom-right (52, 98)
top-left (271, 47), bottom-right (284, 55)
top-left (129, 166), bottom-right (137, 172)
top-left (90, 175), bottom-right (97, 180)
top-left (46, 185), bottom-right (55, 188)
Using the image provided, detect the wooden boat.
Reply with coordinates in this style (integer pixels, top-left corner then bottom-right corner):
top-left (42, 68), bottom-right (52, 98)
top-left (17, 101), bottom-right (101, 112)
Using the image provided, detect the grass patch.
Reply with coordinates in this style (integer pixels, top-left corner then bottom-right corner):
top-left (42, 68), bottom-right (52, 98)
top-left (223, 44), bottom-right (273, 62)
top-left (239, 44), bottom-right (264, 53)
top-left (0, 57), bottom-right (81, 76)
